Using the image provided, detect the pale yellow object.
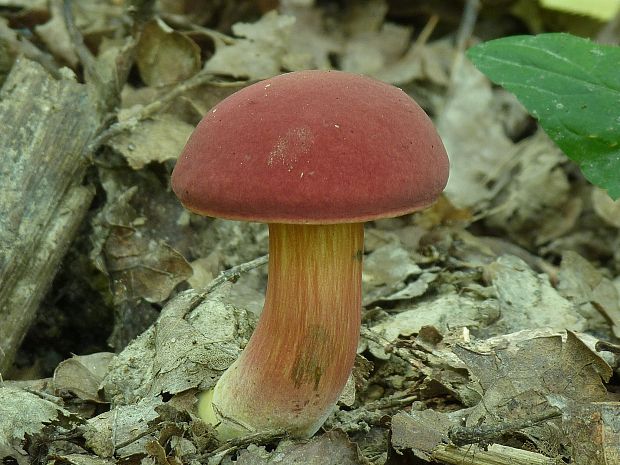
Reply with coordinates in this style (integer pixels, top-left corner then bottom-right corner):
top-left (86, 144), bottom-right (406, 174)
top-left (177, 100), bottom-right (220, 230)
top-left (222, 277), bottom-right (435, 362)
top-left (198, 389), bottom-right (217, 425)
top-left (541, 0), bottom-right (620, 20)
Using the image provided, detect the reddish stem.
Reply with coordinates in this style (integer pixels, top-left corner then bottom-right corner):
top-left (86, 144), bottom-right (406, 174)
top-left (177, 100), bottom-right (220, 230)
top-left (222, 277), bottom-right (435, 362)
top-left (206, 223), bottom-right (364, 438)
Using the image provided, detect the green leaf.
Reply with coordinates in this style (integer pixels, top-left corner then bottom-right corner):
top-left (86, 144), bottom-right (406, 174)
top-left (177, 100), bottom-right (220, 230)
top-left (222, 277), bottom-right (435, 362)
top-left (467, 33), bottom-right (620, 199)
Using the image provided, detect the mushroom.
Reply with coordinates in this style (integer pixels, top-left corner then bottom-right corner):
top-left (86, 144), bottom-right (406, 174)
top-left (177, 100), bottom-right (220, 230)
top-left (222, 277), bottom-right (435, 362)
top-left (171, 70), bottom-right (449, 439)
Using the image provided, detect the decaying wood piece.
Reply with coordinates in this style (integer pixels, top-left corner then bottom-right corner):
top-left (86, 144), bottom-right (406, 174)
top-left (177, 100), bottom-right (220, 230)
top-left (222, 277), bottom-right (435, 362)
top-left (0, 58), bottom-right (99, 374)
top-left (431, 443), bottom-right (563, 465)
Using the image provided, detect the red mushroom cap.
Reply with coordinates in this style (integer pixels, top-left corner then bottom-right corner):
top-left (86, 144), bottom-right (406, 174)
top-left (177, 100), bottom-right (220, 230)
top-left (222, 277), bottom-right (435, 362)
top-left (172, 70), bottom-right (449, 224)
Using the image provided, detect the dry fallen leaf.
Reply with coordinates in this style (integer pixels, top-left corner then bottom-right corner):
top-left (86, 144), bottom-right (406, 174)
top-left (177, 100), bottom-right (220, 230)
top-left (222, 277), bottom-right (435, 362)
top-left (280, 0), bottom-right (342, 70)
top-left (136, 18), bottom-right (201, 87)
top-left (548, 396), bottom-right (620, 464)
top-left (362, 242), bottom-right (422, 304)
top-left (101, 288), bottom-right (251, 404)
top-left (454, 330), bottom-right (612, 431)
top-left (204, 11), bottom-right (295, 80)
top-left (53, 352), bottom-right (114, 402)
top-left (369, 293), bottom-right (499, 360)
top-left (485, 131), bottom-right (578, 246)
top-left (392, 408), bottom-right (559, 465)
top-left (438, 60), bottom-right (520, 210)
top-left (34, 0), bottom-right (78, 66)
top-left (104, 225), bottom-right (192, 304)
top-left (591, 186), bottom-right (620, 228)
top-left (0, 387), bottom-right (77, 465)
top-left (557, 250), bottom-right (620, 338)
top-left (339, 2), bottom-right (411, 77)
top-left (485, 254), bottom-right (586, 333)
top-left (109, 113), bottom-right (194, 169)
top-left (391, 409), bottom-right (459, 460)
top-left (83, 397), bottom-right (161, 458)
top-left (233, 430), bottom-right (366, 465)
top-left (35, 0), bottom-right (123, 67)
top-left (5, 3), bottom-right (619, 465)
top-left (91, 183), bottom-right (193, 305)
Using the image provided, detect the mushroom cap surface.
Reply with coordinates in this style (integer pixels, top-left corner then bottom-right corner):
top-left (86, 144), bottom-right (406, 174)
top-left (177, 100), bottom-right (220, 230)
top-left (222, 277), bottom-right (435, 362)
top-left (172, 70), bottom-right (449, 224)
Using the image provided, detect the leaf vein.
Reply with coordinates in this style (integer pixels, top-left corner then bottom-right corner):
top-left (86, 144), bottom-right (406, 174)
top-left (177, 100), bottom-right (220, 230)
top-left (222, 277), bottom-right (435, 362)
top-left (476, 55), bottom-right (620, 96)
top-left (510, 42), bottom-right (601, 85)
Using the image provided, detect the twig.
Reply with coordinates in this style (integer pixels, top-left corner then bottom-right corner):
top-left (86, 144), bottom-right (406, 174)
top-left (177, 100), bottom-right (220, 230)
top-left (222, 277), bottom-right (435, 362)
top-left (63, 0), bottom-right (247, 157)
top-left (449, 0), bottom-right (480, 88)
top-left (360, 327), bottom-right (417, 366)
top-left (159, 14), bottom-right (236, 45)
top-left (174, 255), bottom-right (268, 319)
top-left (24, 388), bottom-right (63, 405)
top-left (0, 19), bottom-right (61, 79)
top-left (201, 255), bottom-right (269, 296)
top-left (365, 393), bottom-right (417, 411)
top-left (111, 0), bottom-right (157, 99)
top-left (62, 0), bottom-right (103, 88)
top-left (448, 410), bottom-right (562, 447)
top-left (454, 0), bottom-right (480, 54)
top-left (415, 14), bottom-right (439, 50)
top-left (595, 340), bottom-right (620, 355)
top-left (202, 429), bottom-right (287, 461)
top-left (85, 71), bottom-right (250, 155)
top-left (327, 393), bottom-right (418, 433)
top-left (63, 0), bottom-right (155, 153)
top-left (113, 422), bottom-right (161, 450)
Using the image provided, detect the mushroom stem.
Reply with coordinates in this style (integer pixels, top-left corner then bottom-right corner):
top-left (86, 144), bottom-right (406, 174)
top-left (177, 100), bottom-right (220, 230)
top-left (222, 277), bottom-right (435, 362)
top-left (202, 223), bottom-right (364, 438)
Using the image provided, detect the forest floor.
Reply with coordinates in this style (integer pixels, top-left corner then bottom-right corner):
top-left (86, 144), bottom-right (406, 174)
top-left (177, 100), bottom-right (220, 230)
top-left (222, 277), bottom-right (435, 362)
top-left (1, 1), bottom-right (619, 464)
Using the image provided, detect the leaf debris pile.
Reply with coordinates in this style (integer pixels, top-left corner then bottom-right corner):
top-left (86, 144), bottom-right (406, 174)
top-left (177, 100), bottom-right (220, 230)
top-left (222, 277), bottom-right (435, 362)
top-left (1, 1), bottom-right (619, 464)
